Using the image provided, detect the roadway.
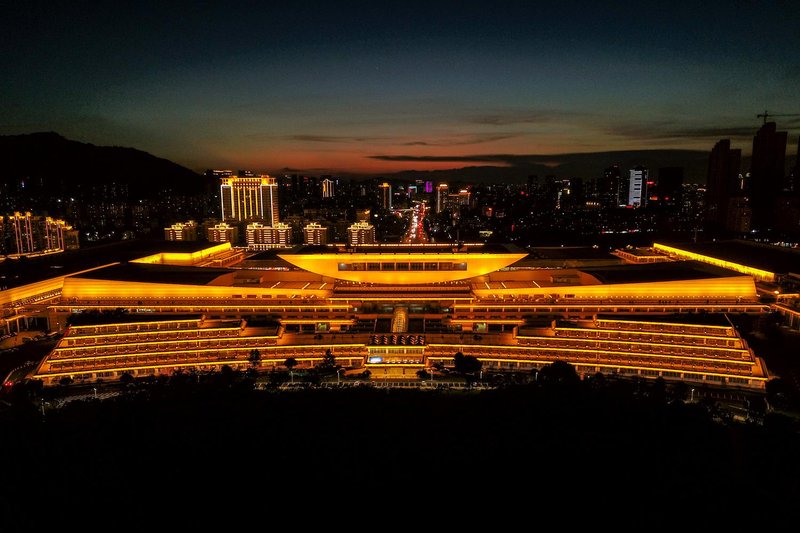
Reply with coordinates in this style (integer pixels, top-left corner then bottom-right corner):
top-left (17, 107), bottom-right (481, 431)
top-left (402, 203), bottom-right (430, 244)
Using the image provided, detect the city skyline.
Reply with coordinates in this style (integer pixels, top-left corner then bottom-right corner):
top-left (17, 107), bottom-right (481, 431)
top-left (2, 2), bottom-right (799, 174)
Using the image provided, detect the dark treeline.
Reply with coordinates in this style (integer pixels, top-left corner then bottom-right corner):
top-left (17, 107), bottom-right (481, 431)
top-left (1, 375), bottom-right (798, 528)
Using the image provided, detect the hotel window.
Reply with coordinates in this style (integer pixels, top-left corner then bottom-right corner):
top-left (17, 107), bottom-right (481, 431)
top-left (396, 263), bottom-right (409, 270)
top-left (381, 263), bottom-right (395, 270)
top-left (410, 263), bottom-right (424, 271)
top-left (426, 263), bottom-right (440, 270)
top-left (367, 263), bottom-right (381, 271)
top-left (453, 262), bottom-right (467, 270)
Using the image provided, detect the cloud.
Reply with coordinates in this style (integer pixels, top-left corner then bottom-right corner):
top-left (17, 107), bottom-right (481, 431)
top-left (252, 132), bottom-right (523, 147)
top-left (369, 154), bottom-right (519, 164)
top-left (468, 110), bottom-right (596, 126)
top-left (402, 133), bottom-right (519, 146)
top-left (285, 134), bottom-right (379, 143)
top-left (608, 120), bottom-right (800, 142)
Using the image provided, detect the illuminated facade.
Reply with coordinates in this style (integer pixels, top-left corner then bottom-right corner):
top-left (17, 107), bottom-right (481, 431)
top-left (1, 241), bottom-right (770, 389)
top-left (220, 175), bottom-right (279, 225)
top-left (379, 182), bottom-right (392, 210)
top-left (164, 221), bottom-right (198, 241)
top-left (436, 183), bottom-right (448, 213)
top-left (321, 178), bottom-right (335, 199)
top-left (627, 167), bottom-right (647, 207)
top-left (653, 243), bottom-right (777, 282)
top-left (347, 222), bottom-right (376, 246)
top-left (444, 189), bottom-right (471, 211)
top-left (246, 222), bottom-right (293, 249)
top-left (304, 222), bottom-right (329, 245)
top-left (0, 212), bottom-right (77, 256)
top-left (207, 222), bottom-right (238, 244)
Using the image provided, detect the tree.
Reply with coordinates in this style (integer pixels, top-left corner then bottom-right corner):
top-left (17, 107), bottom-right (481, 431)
top-left (538, 360), bottom-right (580, 386)
top-left (284, 357), bottom-right (298, 371)
top-left (319, 349), bottom-right (337, 372)
top-left (58, 376), bottom-right (73, 387)
top-left (248, 349), bottom-right (261, 369)
top-left (651, 377), bottom-right (667, 403)
top-left (119, 372), bottom-right (134, 385)
top-left (766, 378), bottom-right (792, 409)
top-left (453, 351), bottom-right (482, 383)
top-left (671, 381), bottom-right (689, 402)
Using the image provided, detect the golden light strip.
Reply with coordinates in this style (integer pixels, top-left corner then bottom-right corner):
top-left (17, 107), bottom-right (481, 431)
top-left (594, 317), bottom-right (731, 329)
top-left (45, 344), bottom-right (367, 363)
top-left (652, 243), bottom-right (777, 282)
top-left (553, 326), bottom-right (737, 341)
top-left (424, 344), bottom-right (754, 366)
top-left (53, 335), bottom-right (280, 353)
top-left (423, 355), bottom-right (766, 381)
top-left (37, 355), bottom-right (367, 379)
top-left (513, 336), bottom-right (748, 355)
top-left (64, 326), bottom-right (243, 340)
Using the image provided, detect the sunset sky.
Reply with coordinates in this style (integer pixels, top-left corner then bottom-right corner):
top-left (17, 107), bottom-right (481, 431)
top-left (2, 1), bottom-right (799, 174)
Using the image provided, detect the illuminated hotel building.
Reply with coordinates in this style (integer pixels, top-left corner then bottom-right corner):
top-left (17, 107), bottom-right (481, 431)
top-left (246, 222), bottom-right (293, 249)
top-left (445, 189), bottom-right (471, 211)
top-left (304, 222), bottom-right (329, 245)
top-left (436, 183), bottom-right (449, 213)
top-left (207, 222), bottom-right (238, 244)
top-left (379, 182), bottom-right (392, 210)
top-left (164, 221), bottom-right (198, 241)
top-left (347, 222), bottom-right (376, 246)
top-left (0, 212), bottom-right (77, 256)
top-left (220, 175), bottom-right (279, 225)
top-left (321, 178), bottom-right (335, 199)
top-left (627, 167), bottom-right (647, 207)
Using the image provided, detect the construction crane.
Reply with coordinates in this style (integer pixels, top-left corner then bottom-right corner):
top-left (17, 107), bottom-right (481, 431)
top-left (757, 110), bottom-right (800, 124)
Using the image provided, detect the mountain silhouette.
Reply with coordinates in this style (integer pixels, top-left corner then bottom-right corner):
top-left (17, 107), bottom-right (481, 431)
top-left (0, 132), bottom-right (204, 197)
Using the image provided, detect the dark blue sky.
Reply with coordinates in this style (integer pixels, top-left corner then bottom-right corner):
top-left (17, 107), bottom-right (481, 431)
top-left (2, 1), bottom-right (799, 173)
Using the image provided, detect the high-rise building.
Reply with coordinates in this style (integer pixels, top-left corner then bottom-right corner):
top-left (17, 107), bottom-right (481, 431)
top-left (379, 182), bottom-right (392, 210)
top-left (347, 221), bottom-right (376, 245)
top-left (601, 165), bottom-right (623, 208)
top-left (424, 181), bottom-right (433, 194)
top-left (246, 222), bottom-right (293, 249)
top-left (656, 167), bottom-right (684, 208)
top-left (627, 167), bottom-right (648, 207)
top-left (444, 189), bottom-right (471, 211)
top-left (164, 221), bottom-right (198, 241)
top-left (304, 222), bottom-right (329, 245)
top-left (786, 137), bottom-right (800, 193)
top-left (0, 212), bottom-right (78, 256)
top-left (526, 175), bottom-right (540, 195)
top-left (207, 222), bottom-right (238, 244)
top-left (706, 139), bottom-right (742, 232)
top-left (220, 175), bottom-right (279, 225)
top-left (321, 178), bottom-right (335, 199)
top-left (436, 183), bottom-right (449, 213)
top-left (750, 122), bottom-right (787, 231)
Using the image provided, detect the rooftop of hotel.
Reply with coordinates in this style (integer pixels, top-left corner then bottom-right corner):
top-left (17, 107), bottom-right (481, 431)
top-left (594, 313), bottom-right (734, 327)
top-left (526, 246), bottom-right (619, 260)
top-left (1, 240), bottom-right (217, 289)
top-left (659, 240), bottom-right (800, 274)
top-left (581, 260), bottom-right (745, 284)
top-left (287, 243), bottom-right (524, 255)
top-left (72, 263), bottom-right (233, 285)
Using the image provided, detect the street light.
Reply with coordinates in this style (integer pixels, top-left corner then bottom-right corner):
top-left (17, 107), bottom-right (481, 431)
top-left (690, 388), bottom-right (695, 402)
top-left (337, 368), bottom-right (342, 385)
